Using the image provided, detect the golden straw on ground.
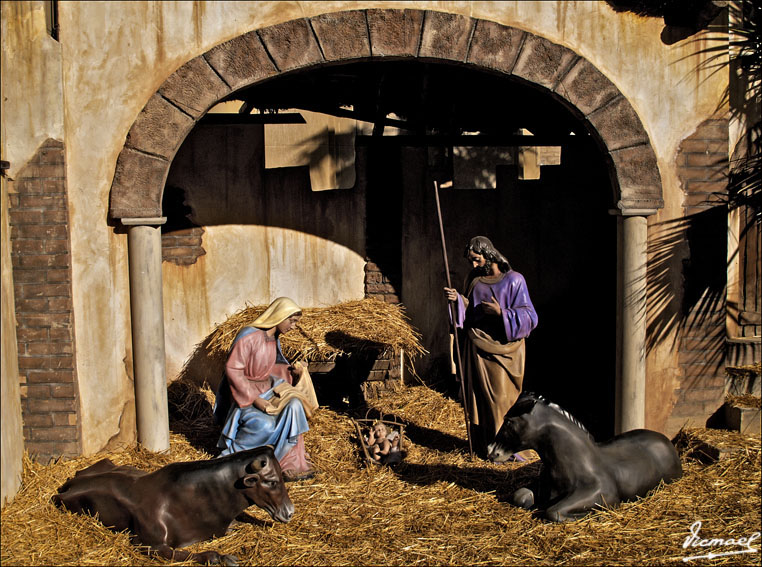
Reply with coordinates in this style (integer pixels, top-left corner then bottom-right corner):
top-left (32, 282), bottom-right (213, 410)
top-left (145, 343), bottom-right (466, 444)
top-left (2, 383), bottom-right (759, 566)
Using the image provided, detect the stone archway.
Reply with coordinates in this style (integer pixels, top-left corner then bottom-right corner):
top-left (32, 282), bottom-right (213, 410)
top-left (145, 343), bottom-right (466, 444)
top-left (109, 9), bottom-right (664, 450)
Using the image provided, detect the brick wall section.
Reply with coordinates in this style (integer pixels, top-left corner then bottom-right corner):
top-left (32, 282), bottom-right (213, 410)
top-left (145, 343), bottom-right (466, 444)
top-left (161, 227), bottom-right (206, 265)
top-left (677, 118), bottom-right (728, 216)
top-left (671, 118), bottom-right (729, 426)
top-left (364, 261), bottom-right (400, 304)
top-left (8, 139), bottom-right (82, 462)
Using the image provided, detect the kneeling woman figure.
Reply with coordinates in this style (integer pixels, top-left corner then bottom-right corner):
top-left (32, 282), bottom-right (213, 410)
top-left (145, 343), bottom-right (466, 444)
top-left (214, 297), bottom-right (316, 481)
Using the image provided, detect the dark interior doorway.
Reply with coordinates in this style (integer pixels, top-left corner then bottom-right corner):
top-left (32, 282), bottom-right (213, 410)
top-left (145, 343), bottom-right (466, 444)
top-left (176, 60), bottom-right (619, 439)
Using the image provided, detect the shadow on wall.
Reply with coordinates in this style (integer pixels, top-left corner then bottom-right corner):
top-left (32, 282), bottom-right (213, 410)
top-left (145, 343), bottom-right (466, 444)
top-left (175, 332), bottom-right (228, 392)
top-left (163, 123), bottom-right (365, 257)
top-left (646, 205), bottom-right (728, 369)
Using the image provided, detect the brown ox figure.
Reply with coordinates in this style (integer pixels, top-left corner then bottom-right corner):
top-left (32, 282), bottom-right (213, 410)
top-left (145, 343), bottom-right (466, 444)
top-left (52, 445), bottom-right (293, 565)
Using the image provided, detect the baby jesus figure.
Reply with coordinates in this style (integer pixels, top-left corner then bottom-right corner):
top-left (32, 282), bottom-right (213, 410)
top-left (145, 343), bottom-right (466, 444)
top-left (366, 422), bottom-right (401, 464)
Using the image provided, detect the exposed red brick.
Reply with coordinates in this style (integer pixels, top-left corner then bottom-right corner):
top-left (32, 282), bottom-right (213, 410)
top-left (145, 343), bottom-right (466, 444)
top-left (23, 413), bottom-right (54, 427)
top-left (52, 413), bottom-right (77, 426)
top-left (26, 397), bottom-right (77, 413)
top-left (17, 355), bottom-right (73, 370)
top-left (16, 328), bottom-right (49, 342)
top-left (26, 342), bottom-right (73, 356)
top-left (26, 370), bottom-right (75, 383)
top-left (16, 298), bottom-right (48, 312)
top-left (47, 298), bottom-right (73, 311)
top-left (29, 427), bottom-right (77, 442)
top-left (51, 384), bottom-right (76, 398)
top-left (26, 385), bottom-right (52, 398)
top-left (8, 139), bottom-right (81, 461)
top-left (9, 209), bottom-right (45, 225)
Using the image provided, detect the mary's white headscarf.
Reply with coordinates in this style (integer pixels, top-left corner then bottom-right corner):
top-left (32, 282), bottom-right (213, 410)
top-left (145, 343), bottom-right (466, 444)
top-left (251, 297), bottom-right (302, 329)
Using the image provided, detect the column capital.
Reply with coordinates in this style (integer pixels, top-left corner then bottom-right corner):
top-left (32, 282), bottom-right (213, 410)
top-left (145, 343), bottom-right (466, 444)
top-left (121, 217), bottom-right (167, 226)
top-left (608, 208), bottom-right (658, 217)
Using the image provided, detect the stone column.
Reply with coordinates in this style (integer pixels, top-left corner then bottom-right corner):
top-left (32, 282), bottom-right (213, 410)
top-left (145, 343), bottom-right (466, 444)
top-left (613, 209), bottom-right (655, 433)
top-left (123, 218), bottom-right (169, 452)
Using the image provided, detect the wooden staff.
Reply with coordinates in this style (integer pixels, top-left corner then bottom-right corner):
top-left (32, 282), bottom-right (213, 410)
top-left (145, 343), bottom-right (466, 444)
top-left (433, 180), bottom-right (474, 459)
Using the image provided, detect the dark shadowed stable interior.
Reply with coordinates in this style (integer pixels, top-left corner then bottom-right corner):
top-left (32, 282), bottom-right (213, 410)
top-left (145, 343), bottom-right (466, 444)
top-left (163, 60), bottom-right (618, 439)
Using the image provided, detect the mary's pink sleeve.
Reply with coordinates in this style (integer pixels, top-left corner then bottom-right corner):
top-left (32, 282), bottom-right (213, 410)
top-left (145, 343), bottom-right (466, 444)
top-left (225, 337), bottom-right (257, 407)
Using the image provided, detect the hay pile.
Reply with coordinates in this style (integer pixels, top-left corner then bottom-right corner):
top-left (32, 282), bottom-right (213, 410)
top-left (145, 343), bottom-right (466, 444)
top-left (3, 384), bottom-right (760, 566)
top-left (206, 298), bottom-right (426, 363)
top-left (728, 393), bottom-right (762, 409)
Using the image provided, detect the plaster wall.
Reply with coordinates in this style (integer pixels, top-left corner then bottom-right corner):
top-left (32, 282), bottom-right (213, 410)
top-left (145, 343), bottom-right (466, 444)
top-left (1, 175), bottom-right (24, 506)
top-left (3, 1), bottom-right (728, 453)
top-left (1, 0), bottom-right (64, 497)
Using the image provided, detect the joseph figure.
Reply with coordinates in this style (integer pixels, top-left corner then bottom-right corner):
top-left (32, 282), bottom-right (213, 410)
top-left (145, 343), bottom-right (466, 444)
top-left (444, 236), bottom-right (539, 457)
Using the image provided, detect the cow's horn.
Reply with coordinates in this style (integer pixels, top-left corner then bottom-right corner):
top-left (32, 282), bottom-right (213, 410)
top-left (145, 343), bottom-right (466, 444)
top-left (249, 456), bottom-right (269, 472)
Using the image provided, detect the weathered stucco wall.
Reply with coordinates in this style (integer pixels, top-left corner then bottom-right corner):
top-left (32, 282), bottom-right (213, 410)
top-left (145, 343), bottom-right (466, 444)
top-left (1, 1), bottom-right (66, 493)
top-left (3, 1), bottom-right (729, 454)
top-left (1, 174), bottom-right (24, 506)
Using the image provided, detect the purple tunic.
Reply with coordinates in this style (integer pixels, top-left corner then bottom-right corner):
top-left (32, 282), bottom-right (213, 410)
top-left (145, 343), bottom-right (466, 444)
top-left (450, 270), bottom-right (538, 453)
top-left (454, 270), bottom-right (538, 342)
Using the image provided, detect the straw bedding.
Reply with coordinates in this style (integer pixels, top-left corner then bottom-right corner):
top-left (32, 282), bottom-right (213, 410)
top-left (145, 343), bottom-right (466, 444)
top-left (2, 382), bottom-right (760, 566)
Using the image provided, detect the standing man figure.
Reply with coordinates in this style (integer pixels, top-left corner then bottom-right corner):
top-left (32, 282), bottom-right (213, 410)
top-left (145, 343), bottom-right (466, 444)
top-left (444, 236), bottom-right (538, 458)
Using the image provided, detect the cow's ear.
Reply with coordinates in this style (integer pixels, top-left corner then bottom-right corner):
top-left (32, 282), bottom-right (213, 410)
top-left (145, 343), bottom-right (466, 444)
top-left (242, 473), bottom-right (260, 487)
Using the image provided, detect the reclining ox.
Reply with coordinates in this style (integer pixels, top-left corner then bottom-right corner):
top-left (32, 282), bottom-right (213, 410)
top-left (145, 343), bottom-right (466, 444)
top-left (488, 393), bottom-right (683, 522)
top-left (52, 445), bottom-right (292, 565)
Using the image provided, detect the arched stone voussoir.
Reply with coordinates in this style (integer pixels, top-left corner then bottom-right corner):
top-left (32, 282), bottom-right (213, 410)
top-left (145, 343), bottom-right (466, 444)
top-left (609, 144), bottom-right (664, 210)
top-left (555, 58), bottom-right (621, 117)
top-left (205, 30), bottom-right (279, 92)
top-left (108, 9), bottom-right (665, 221)
top-left (367, 9), bottom-right (423, 57)
top-left (419, 11), bottom-right (475, 62)
top-left (467, 19), bottom-right (525, 75)
top-left (310, 10), bottom-right (371, 62)
top-left (158, 55), bottom-right (231, 119)
top-left (125, 93), bottom-right (195, 160)
top-left (110, 147), bottom-right (167, 219)
top-left (258, 18), bottom-right (324, 73)
top-left (512, 33), bottom-right (578, 91)
top-left (588, 96), bottom-right (650, 152)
